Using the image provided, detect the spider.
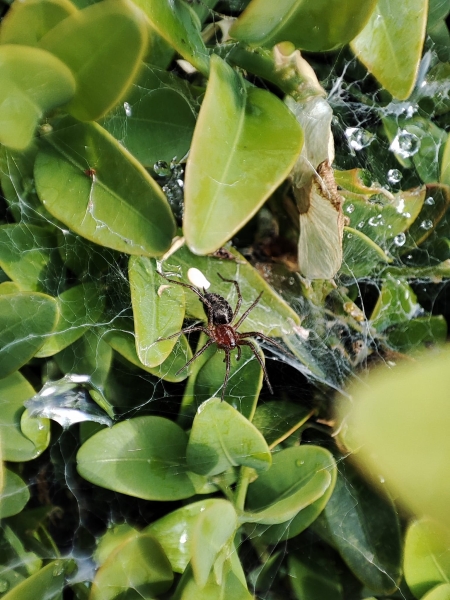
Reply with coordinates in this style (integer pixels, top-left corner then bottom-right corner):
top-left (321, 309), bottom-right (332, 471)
top-left (157, 271), bottom-right (289, 401)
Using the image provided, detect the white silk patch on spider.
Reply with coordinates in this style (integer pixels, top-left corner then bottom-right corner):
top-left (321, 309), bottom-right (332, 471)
top-left (187, 267), bottom-right (211, 289)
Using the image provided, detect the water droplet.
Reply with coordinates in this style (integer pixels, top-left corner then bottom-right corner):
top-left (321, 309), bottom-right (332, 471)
top-left (357, 221), bottom-right (365, 229)
top-left (389, 129), bottom-right (420, 158)
top-left (387, 169), bottom-right (402, 184)
top-left (403, 212), bottom-right (411, 219)
top-left (53, 563), bottom-right (64, 577)
top-left (344, 127), bottom-right (374, 151)
top-left (393, 233), bottom-right (406, 246)
top-left (288, 277), bottom-right (295, 285)
top-left (153, 160), bottom-right (171, 177)
top-left (123, 102), bottom-right (132, 117)
top-left (0, 579), bottom-right (9, 592)
top-left (345, 203), bottom-right (355, 214)
top-left (420, 219), bottom-right (433, 230)
top-left (368, 214), bottom-right (384, 227)
top-left (296, 460), bottom-right (305, 467)
top-left (180, 532), bottom-right (188, 544)
top-left (425, 196), bottom-right (435, 206)
top-left (346, 233), bottom-right (353, 239)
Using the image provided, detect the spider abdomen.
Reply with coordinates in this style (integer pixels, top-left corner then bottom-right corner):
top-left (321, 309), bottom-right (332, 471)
top-left (213, 324), bottom-right (238, 349)
top-left (202, 292), bottom-right (233, 325)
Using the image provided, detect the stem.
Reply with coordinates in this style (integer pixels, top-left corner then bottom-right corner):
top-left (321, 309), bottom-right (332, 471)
top-left (234, 466), bottom-right (253, 511)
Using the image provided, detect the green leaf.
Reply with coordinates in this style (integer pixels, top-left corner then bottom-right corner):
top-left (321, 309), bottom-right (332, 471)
top-left (147, 499), bottom-right (220, 573)
top-left (314, 460), bottom-right (402, 594)
top-left (423, 584), bottom-right (450, 600)
top-left (39, 0), bottom-right (148, 121)
top-left (0, 372), bottom-right (50, 462)
top-left (288, 551), bottom-right (343, 600)
top-left (0, 560), bottom-right (70, 600)
top-left (129, 256), bottom-right (185, 367)
top-left (77, 416), bottom-right (195, 500)
top-left (0, 0), bottom-right (77, 46)
top-left (0, 45), bottom-right (75, 150)
top-left (130, 0), bottom-right (209, 75)
top-left (36, 283), bottom-right (105, 357)
top-left (194, 345), bottom-right (263, 419)
top-left (386, 315), bottom-right (447, 355)
top-left (229, 0), bottom-right (377, 52)
top-left (252, 401), bottom-right (313, 447)
top-left (90, 532), bottom-right (173, 600)
top-left (404, 519), bottom-right (450, 599)
top-left (191, 500), bottom-right (238, 587)
top-left (0, 468), bottom-right (30, 518)
top-left (173, 563), bottom-right (253, 600)
top-left (184, 55), bottom-right (303, 254)
top-left (0, 224), bottom-right (64, 294)
top-left (341, 227), bottom-right (392, 279)
top-left (102, 63), bottom-right (197, 168)
top-left (34, 117), bottom-right (176, 256)
top-left (187, 398), bottom-right (271, 476)
top-left (103, 317), bottom-right (193, 383)
top-left (0, 292), bottom-right (58, 378)
top-left (351, 0), bottom-right (428, 100)
top-left (93, 523), bottom-right (138, 565)
top-left (402, 184), bottom-right (450, 251)
top-left (245, 446), bottom-right (335, 526)
top-left (440, 132), bottom-right (450, 187)
top-left (370, 276), bottom-right (421, 332)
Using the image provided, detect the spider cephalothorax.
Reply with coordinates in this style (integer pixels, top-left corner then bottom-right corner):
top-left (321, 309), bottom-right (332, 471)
top-left (157, 271), bottom-right (288, 400)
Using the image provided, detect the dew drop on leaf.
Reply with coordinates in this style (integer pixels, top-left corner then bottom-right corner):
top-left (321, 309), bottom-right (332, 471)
top-left (393, 233), bottom-right (406, 247)
top-left (345, 203), bottom-right (355, 214)
top-left (389, 129), bottom-right (420, 158)
top-left (123, 102), bottom-right (132, 117)
top-left (425, 196), bottom-right (435, 205)
top-left (420, 219), bottom-right (433, 230)
top-left (387, 168), bottom-right (402, 184)
top-left (344, 127), bottom-right (374, 151)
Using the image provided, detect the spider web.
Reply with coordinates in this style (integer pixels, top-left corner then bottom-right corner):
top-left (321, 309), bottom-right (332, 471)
top-left (0, 5), bottom-right (449, 599)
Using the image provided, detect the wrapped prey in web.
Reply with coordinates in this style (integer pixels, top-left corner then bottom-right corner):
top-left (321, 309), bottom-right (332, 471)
top-left (282, 49), bottom-right (344, 279)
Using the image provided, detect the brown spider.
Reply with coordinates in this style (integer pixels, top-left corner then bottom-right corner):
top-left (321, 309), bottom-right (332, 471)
top-left (158, 272), bottom-right (288, 401)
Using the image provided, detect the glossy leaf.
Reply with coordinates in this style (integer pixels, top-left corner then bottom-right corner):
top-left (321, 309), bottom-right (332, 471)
top-left (440, 132), bottom-right (450, 187)
top-left (146, 499), bottom-right (220, 573)
top-left (341, 227), bottom-right (392, 278)
top-left (0, 224), bottom-right (64, 294)
top-left (351, 0), bottom-right (428, 100)
top-left (423, 585), bottom-right (450, 600)
top-left (36, 283), bottom-right (105, 357)
top-left (39, 0), bottom-right (148, 121)
top-left (0, 468), bottom-right (29, 518)
top-left (314, 460), bottom-right (402, 594)
top-left (103, 317), bottom-right (192, 382)
top-left (186, 398), bottom-right (271, 476)
top-left (402, 184), bottom-right (450, 251)
top-left (103, 63), bottom-right (197, 167)
top-left (252, 401), bottom-right (313, 447)
top-left (370, 276), bottom-right (421, 332)
top-left (0, 372), bottom-right (50, 462)
top-left (174, 563), bottom-right (252, 600)
top-left (90, 532), bottom-right (173, 600)
top-left (245, 446), bottom-right (335, 526)
top-left (77, 416), bottom-right (195, 500)
top-left (194, 345), bottom-right (263, 419)
top-left (130, 0), bottom-right (209, 75)
top-left (404, 519), bottom-right (450, 599)
top-left (0, 560), bottom-right (69, 600)
top-left (191, 500), bottom-right (238, 587)
top-left (386, 315), bottom-right (447, 354)
top-left (0, 292), bottom-right (58, 378)
top-left (288, 551), bottom-right (343, 600)
top-left (0, 45), bottom-right (75, 150)
top-left (184, 55), bottom-right (303, 254)
top-left (129, 256), bottom-right (185, 367)
top-left (0, 0), bottom-right (77, 46)
top-left (229, 0), bottom-right (377, 52)
top-left (34, 118), bottom-right (176, 256)
top-left (94, 523), bottom-right (138, 565)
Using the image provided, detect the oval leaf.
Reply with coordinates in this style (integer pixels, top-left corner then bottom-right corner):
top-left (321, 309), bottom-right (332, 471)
top-left (245, 445), bottom-right (335, 525)
top-left (184, 54), bottom-right (303, 254)
top-left (90, 532), bottom-right (173, 600)
top-left (0, 468), bottom-right (30, 518)
top-left (0, 560), bottom-right (70, 600)
top-left (129, 256), bottom-right (185, 367)
top-left (230, 0), bottom-right (377, 52)
top-left (77, 416), bottom-right (195, 500)
top-left (34, 117), bottom-right (176, 256)
top-left (0, 292), bottom-right (58, 378)
top-left (186, 398), bottom-right (272, 476)
top-left (351, 0), bottom-right (428, 100)
top-left (39, 0), bottom-right (148, 121)
top-left (0, 45), bottom-right (75, 150)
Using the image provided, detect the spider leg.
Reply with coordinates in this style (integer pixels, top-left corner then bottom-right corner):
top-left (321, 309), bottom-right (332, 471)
top-left (233, 291), bottom-right (263, 329)
top-left (175, 338), bottom-right (215, 375)
top-left (239, 339), bottom-right (273, 394)
top-left (158, 325), bottom-right (209, 342)
top-left (221, 349), bottom-right (232, 401)
top-left (239, 331), bottom-right (290, 357)
top-left (218, 273), bottom-right (242, 320)
top-left (236, 345), bottom-right (242, 361)
top-left (158, 271), bottom-right (213, 310)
